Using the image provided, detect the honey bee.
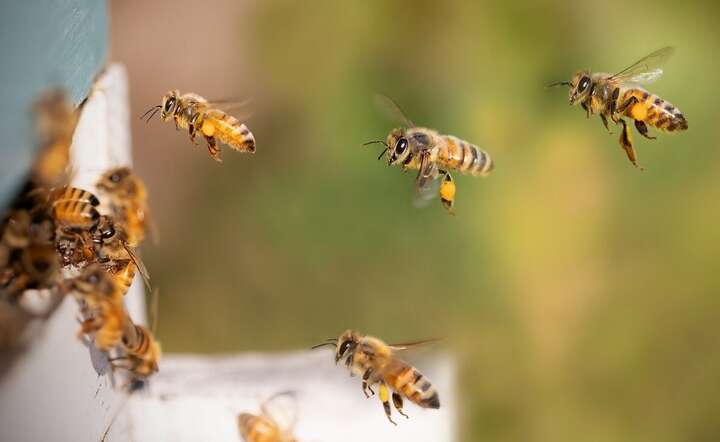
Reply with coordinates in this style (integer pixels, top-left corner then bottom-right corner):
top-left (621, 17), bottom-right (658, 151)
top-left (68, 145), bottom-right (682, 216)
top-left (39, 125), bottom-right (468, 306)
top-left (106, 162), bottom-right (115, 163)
top-left (143, 90), bottom-right (256, 162)
top-left (313, 330), bottom-right (440, 425)
top-left (31, 89), bottom-right (78, 188)
top-left (365, 95), bottom-right (493, 213)
top-left (550, 47), bottom-right (688, 168)
top-left (96, 167), bottom-right (149, 246)
top-left (238, 392), bottom-right (299, 442)
top-left (66, 264), bottom-right (127, 351)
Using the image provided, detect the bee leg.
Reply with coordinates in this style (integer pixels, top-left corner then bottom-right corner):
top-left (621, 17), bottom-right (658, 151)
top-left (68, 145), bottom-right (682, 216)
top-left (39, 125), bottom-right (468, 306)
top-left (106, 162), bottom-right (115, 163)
top-left (362, 368), bottom-right (375, 398)
top-left (203, 135), bottom-right (223, 163)
top-left (600, 114), bottom-right (613, 134)
top-left (379, 383), bottom-right (397, 425)
top-left (610, 87), bottom-right (621, 116)
top-left (581, 101), bottom-right (590, 119)
top-left (188, 123), bottom-right (199, 145)
top-left (618, 119), bottom-right (642, 170)
top-left (392, 392), bottom-right (409, 419)
top-left (634, 120), bottom-right (656, 140)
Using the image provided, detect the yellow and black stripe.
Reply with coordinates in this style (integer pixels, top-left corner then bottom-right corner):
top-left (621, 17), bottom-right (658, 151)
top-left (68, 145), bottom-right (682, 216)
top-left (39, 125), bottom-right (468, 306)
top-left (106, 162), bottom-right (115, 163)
top-left (440, 135), bottom-right (493, 176)
top-left (383, 359), bottom-right (440, 409)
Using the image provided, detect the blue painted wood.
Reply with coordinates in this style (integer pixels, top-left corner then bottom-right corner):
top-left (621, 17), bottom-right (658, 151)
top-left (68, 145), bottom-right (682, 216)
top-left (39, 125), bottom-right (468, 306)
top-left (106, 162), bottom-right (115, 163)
top-left (0, 0), bottom-right (107, 210)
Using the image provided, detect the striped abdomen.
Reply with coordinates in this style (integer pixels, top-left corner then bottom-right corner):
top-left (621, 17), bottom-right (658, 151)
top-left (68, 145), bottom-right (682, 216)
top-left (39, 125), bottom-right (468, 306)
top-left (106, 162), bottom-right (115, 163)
top-left (622, 89), bottom-right (688, 132)
top-left (382, 359), bottom-right (440, 409)
top-left (238, 413), bottom-right (282, 442)
top-left (50, 186), bottom-right (100, 206)
top-left (122, 323), bottom-right (152, 356)
top-left (438, 135), bottom-right (493, 176)
top-left (52, 200), bottom-right (99, 228)
top-left (201, 109), bottom-right (256, 153)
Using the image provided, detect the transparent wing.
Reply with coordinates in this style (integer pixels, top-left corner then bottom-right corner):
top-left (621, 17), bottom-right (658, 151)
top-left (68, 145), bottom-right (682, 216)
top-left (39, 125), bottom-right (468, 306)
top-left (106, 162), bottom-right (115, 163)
top-left (202, 98), bottom-right (252, 112)
top-left (122, 242), bottom-right (152, 291)
top-left (412, 153), bottom-right (440, 208)
top-left (609, 47), bottom-right (675, 83)
top-left (389, 337), bottom-right (442, 352)
top-left (261, 391), bottom-right (298, 433)
top-left (627, 69), bottom-right (664, 84)
top-left (374, 94), bottom-right (415, 127)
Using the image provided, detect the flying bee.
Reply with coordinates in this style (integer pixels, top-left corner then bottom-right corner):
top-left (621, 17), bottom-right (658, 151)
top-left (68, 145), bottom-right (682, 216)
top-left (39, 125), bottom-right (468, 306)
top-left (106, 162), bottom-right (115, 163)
top-left (549, 47), bottom-right (688, 169)
top-left (238, 392), bottom-right (300, 442)
top-left (365, 95), bottom-right (493, 213)
top-left (67, 264), bottom-right (127, 351)
top-left (96, 167), bottom-right (149, 246)
top-left (142, 90), bottom-right (256, 162)
top-left (313, 330), bottom-right (440, 425)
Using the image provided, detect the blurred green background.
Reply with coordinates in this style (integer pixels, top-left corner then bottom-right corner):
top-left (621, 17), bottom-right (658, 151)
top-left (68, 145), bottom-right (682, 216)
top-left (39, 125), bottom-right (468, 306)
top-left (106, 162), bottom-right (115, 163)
top-left (112, 1), bottom-right (720, 440)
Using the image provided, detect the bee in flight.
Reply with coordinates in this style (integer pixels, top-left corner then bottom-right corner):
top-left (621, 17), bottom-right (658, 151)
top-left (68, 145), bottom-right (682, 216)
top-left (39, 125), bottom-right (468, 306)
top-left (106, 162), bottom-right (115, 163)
top-left (364, 95), bottom-right (493, 214)
top-left (238, 391), bottom-right (300, 442)
top-left (313, 330), bottom-right (440, 425)
top-left (550, 47), bottom-right (688, 169)
top-left (142, 90), bottom-right (256, 162)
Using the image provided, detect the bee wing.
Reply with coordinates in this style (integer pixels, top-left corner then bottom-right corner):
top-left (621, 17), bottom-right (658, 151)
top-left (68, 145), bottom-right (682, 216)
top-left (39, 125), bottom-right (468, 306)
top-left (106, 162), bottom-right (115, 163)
top-left (608, 47), bottom-right (675, 83)
top-left (374, 94), bottom-right (415, 128)
top-left (412, 153), bottom-right (440, 208)
top-left (389, 337), bottom-right (442, 351)
top-left (122, 242), bottom-right (152, 291)
top-left (261, 391), bottom-right (298, 433)
top-left (202, 98), bottom-right (252, 112)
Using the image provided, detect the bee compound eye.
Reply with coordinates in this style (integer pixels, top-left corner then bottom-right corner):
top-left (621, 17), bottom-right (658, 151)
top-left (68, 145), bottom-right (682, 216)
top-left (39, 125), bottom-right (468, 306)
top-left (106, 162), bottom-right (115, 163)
top-left (578, 77), bottom-right (590, 92)
top-left (396, 138), bottom-right (408, 155)
top-left (164, 97), bottom-right (175, 113)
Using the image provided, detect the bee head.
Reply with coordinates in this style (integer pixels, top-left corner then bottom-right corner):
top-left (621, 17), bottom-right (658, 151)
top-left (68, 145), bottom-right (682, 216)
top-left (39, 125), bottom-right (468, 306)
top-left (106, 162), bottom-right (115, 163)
top-left (71, 264), bottom-right (111, 293)
top-left (568, 70), bottom-right (592, 105)
top-left (335, 329), bottom-right (360, 364)
top-left (160, 90), bottom-right (180, 121)
top-left (386, 128), bottom-right (411, 166)
top-left (98, 167), bottom-right (131, 192)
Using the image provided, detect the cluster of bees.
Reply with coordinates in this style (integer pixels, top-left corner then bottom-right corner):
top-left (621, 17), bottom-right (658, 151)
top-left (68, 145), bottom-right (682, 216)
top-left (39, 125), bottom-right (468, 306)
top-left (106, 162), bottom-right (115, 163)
top-left (0, 45), bottom-right (690, 440)
top-left (0, 90), bottom-right (160, 384)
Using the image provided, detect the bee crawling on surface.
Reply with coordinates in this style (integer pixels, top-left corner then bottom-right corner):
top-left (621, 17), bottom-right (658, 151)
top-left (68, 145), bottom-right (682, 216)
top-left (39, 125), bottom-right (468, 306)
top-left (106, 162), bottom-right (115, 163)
top-left (142, 90), bottom-right (256, 162)
top-left (65, 264), bottom-right (128, 352)
top-left (313, 330), bottom-right (440, 425)
top-left (238, 391), bottom-right (300, 442)
top-left (365, 95), bottom-right (493, 214)
top-left (550, 46), bottom-right (688, 169)
top-left (96, 167), bottom-right (149, 246)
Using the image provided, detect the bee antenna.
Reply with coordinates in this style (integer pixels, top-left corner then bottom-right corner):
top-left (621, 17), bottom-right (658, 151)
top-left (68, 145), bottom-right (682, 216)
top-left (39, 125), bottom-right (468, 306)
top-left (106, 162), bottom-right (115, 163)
top-left (310, 342), bottom-right (337, 350)
top-left (377, 147), bottom-right (388, 160)
top-left (362, 140), bottom-right (388, 148)
top-left (546, 81), bottom-right (572, 89)
top-left (140, 105), bottom-right (161, 122)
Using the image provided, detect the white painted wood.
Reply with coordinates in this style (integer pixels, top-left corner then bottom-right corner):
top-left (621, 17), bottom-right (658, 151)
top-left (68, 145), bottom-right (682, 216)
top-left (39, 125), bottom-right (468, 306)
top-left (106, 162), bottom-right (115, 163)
top-left (114, 351), bottom-right (456, 442)
top-left (0, 64), bottom-right (143, 442)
